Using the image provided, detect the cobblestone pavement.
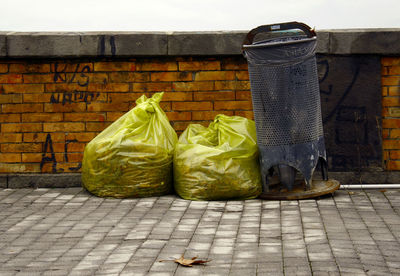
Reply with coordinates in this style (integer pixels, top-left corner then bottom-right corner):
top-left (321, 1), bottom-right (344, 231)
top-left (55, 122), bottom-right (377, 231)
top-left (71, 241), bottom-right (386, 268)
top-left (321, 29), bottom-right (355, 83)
top-left (0, 188), bottom-right (399, 276)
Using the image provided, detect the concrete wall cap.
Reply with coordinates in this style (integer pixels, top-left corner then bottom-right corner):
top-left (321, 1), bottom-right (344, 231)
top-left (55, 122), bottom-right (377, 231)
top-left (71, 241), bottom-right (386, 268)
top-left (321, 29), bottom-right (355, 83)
top-left (0, 29), bottom-right (399, 57)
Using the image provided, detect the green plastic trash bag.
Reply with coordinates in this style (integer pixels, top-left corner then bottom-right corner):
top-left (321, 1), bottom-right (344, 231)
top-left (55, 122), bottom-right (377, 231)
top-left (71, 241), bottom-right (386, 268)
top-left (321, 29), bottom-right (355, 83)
top-left (82, 92), bottom-right (178, 198)
top-left (174, 114), bottom-right (262, 201)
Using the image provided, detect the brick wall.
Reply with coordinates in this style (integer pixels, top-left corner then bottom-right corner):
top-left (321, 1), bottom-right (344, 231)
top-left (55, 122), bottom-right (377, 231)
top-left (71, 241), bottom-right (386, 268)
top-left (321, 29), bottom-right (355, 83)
top-left (0, 57), bottom-right (253, 173)
top-left (382, 57), bottom-right (400, 170)
top-left (1, 56), bottom-right (399, 174)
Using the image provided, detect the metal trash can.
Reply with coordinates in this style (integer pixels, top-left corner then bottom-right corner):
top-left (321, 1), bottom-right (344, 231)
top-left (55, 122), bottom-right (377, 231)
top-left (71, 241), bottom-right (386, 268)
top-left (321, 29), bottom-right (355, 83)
top-left (243, 22), bottom-right (328, 193)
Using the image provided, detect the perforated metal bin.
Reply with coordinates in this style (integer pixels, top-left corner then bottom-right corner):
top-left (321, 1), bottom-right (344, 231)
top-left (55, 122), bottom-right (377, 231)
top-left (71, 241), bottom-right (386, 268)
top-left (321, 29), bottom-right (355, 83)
top-left (243, 22), bottom-right (328, 193)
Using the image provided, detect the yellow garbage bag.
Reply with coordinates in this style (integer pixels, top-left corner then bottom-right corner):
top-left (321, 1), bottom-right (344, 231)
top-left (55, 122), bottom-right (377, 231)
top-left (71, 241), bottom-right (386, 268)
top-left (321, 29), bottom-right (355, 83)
top-left (82, 92), bottom-right (178, 198)
top-left (174, 114), bottom-right (262, 201)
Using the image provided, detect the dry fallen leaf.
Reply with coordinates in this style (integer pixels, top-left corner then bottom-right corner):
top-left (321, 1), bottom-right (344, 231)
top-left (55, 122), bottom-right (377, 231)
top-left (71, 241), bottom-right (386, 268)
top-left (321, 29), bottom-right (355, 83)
top-left (348, 191), bottom-right (355, 195)
top-left (380, 189), bottom-right (387, 193)
top-left (160, 254), bottom-right (211, 267)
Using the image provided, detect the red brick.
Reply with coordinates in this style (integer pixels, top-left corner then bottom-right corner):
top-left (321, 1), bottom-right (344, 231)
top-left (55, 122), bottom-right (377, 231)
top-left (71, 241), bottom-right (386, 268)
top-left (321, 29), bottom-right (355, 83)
top-left (64, 142), bottom-right (87, 152)
top-left (23, 133), bottom-right (65, 143)
top-left (133, 82), bottom-right (173, 92)
top-left (383, 140), bottom-right (400, 150)
top-left (385, 107), bottom-right (400, 117)
top-left (65, 132), bottom-right (97, 142)
top-left (9, 63), bottom-right (50, 73)
top-left (0, 163), bottom-right (40, 173)
top-left (22, 113), bottom-right (63, 122)
top-left (236, 91), bottom-right (252, 100)
top-left (64, 113), bottom-right (105, 122)
top-left (382, 87), bottom-right (388, 96)
top-left (214, 101), bottom-right (253, 110)
top-left (0, 74), bottom-right (23, 84)
top-left (106, 112), bottom-right (125, 122)
top-left (0, 84), bottom-right (44, 93)
top-left (236, 71), bottom-right (249, 80)
top-left (0, 94), bottom-right (22, 104)
top-left (0, 114), bottom-right (20, 123)
top-left (159, 102), bottom-right (171, 111)
top-left (390, 129), bottom-right (400, 138)
top-left (382, 97), bottom-right (400, 107)
top-left (137, 61), bottom-right (177, 71)
top-left (0, 133), bottom-right (22, 143)
top-left (86, 122), bottom-right (111, 132)
top-left (108, 72), bottom-right (149, 83)
top-left (1, 123), bottom-right (42, 133)
top-left (221, 58), bottom-right (248, 70)
top-left (178, 61), bottom-right (220, 71)
top-left (65, 152), bottom-right (83, 163)
top-left (234, 110), bottom-right (254, 120)
top-left (388, 66), bottom-right (400, 75)
top-left (0, 64), bottom-right (8, 73)
top-left (172, 121), bottom-right (192, 131)
top-left (2, 103), bottom-right (43, 113)
top-left (214, 81), bottom-right (250, 91)
top-left (43, 122), bottom-right (85, 132)
top-left (382, 76), bottom-right (400, 86)
top-left (387, 160), bottom-right (400, 170)
top-left (390, 150), bottom-right (400, 159)
top-left (382, 57), bottom-right (400, 66)
top-left (195, 71), bottom-right (235, 81)
top-left (23, 74), bottom-right (53, 83)
top-left (87, 83), bottom-right (129, 92)
top-left (108, 93), bottom-right (144, 103)
top-left (192, 110), bottom-right (234, 121)
top-left (94, 62), bottom-right (135, 72)
top-left (22, 153), bottom-right (44, 163)
top-left (172, 101), bottom-right (213, 111)
top-left (87, 102), bottom-right (129, 112)
top-left (193, 91), bottom-right (235, 101)
top-left (1, 143), bottom-right (42, 153)
top-left (382, 119), bottom-right (400, 128)
top-left (388, 86), bottom-right (400, 96)
top-left (165, 112), bottom-right (191, 121)
top-left (172, 82), bottom-right (214, 92)
top-left (44, 103), bottom-right (86, 113)
top-left (160, 92), bottom-right (193, 101)
top-left (23, 93), bottom-right (52, 103)
top-left (151, 72), bottom-right (192, 82)
top-left (0, 153), bottom-right (21, 163)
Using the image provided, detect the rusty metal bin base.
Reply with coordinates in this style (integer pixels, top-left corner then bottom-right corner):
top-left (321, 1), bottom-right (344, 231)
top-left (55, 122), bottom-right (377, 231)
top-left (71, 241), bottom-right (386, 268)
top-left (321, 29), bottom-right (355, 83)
top-left (258, 179), bottom-right (340, 200)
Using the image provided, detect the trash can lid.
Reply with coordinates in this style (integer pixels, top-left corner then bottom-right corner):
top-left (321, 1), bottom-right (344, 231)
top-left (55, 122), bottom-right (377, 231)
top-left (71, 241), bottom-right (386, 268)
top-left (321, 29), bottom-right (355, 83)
top-left (243, 36), bottom-right (316, 50)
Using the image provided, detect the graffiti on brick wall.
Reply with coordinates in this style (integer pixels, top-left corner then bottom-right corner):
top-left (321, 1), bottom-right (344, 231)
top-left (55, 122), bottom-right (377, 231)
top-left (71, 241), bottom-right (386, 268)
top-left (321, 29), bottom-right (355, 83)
top-left (51, 62), bottom-right (103, 105)
top-left (40, 134), bottom-right (82, 173)
top-left (317, 55), bottom-right (382, 171)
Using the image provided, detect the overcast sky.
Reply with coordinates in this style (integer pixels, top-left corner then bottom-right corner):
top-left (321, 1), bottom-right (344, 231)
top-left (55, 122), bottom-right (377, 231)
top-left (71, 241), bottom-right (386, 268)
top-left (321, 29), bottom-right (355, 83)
top-left (1, 0), bottom-right (399, 32)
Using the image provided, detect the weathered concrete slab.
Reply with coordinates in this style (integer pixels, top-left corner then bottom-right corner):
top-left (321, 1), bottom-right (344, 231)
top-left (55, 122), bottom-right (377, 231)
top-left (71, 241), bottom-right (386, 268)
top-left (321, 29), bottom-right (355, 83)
top-left (7, 32), bottom-right (83, 57)
top-left (168, 31), bottom-right (247, 55)
top-left (79, 32), bottom-right (168, 56)
top-left (328, 29), bottom-right (400, 54)
top-left (0, 32), bottom-right (8, 57)
top-left (7, 174), bottom-right (81, 188)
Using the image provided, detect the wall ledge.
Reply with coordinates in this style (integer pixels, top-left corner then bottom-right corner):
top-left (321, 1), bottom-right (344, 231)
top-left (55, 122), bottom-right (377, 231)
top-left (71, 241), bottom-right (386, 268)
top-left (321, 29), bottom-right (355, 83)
top-left (1, 29), bottom-right (399, 58)
top-left (1, 171), bottom-right (400, 189)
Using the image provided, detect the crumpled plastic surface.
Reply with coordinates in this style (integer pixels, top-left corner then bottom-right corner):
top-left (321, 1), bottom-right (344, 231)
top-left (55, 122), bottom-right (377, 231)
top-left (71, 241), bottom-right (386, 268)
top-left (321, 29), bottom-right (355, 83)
top-left (82, 92), bottom-right (178, 198)
top-left (174, 114), bottom-right (262, 201)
